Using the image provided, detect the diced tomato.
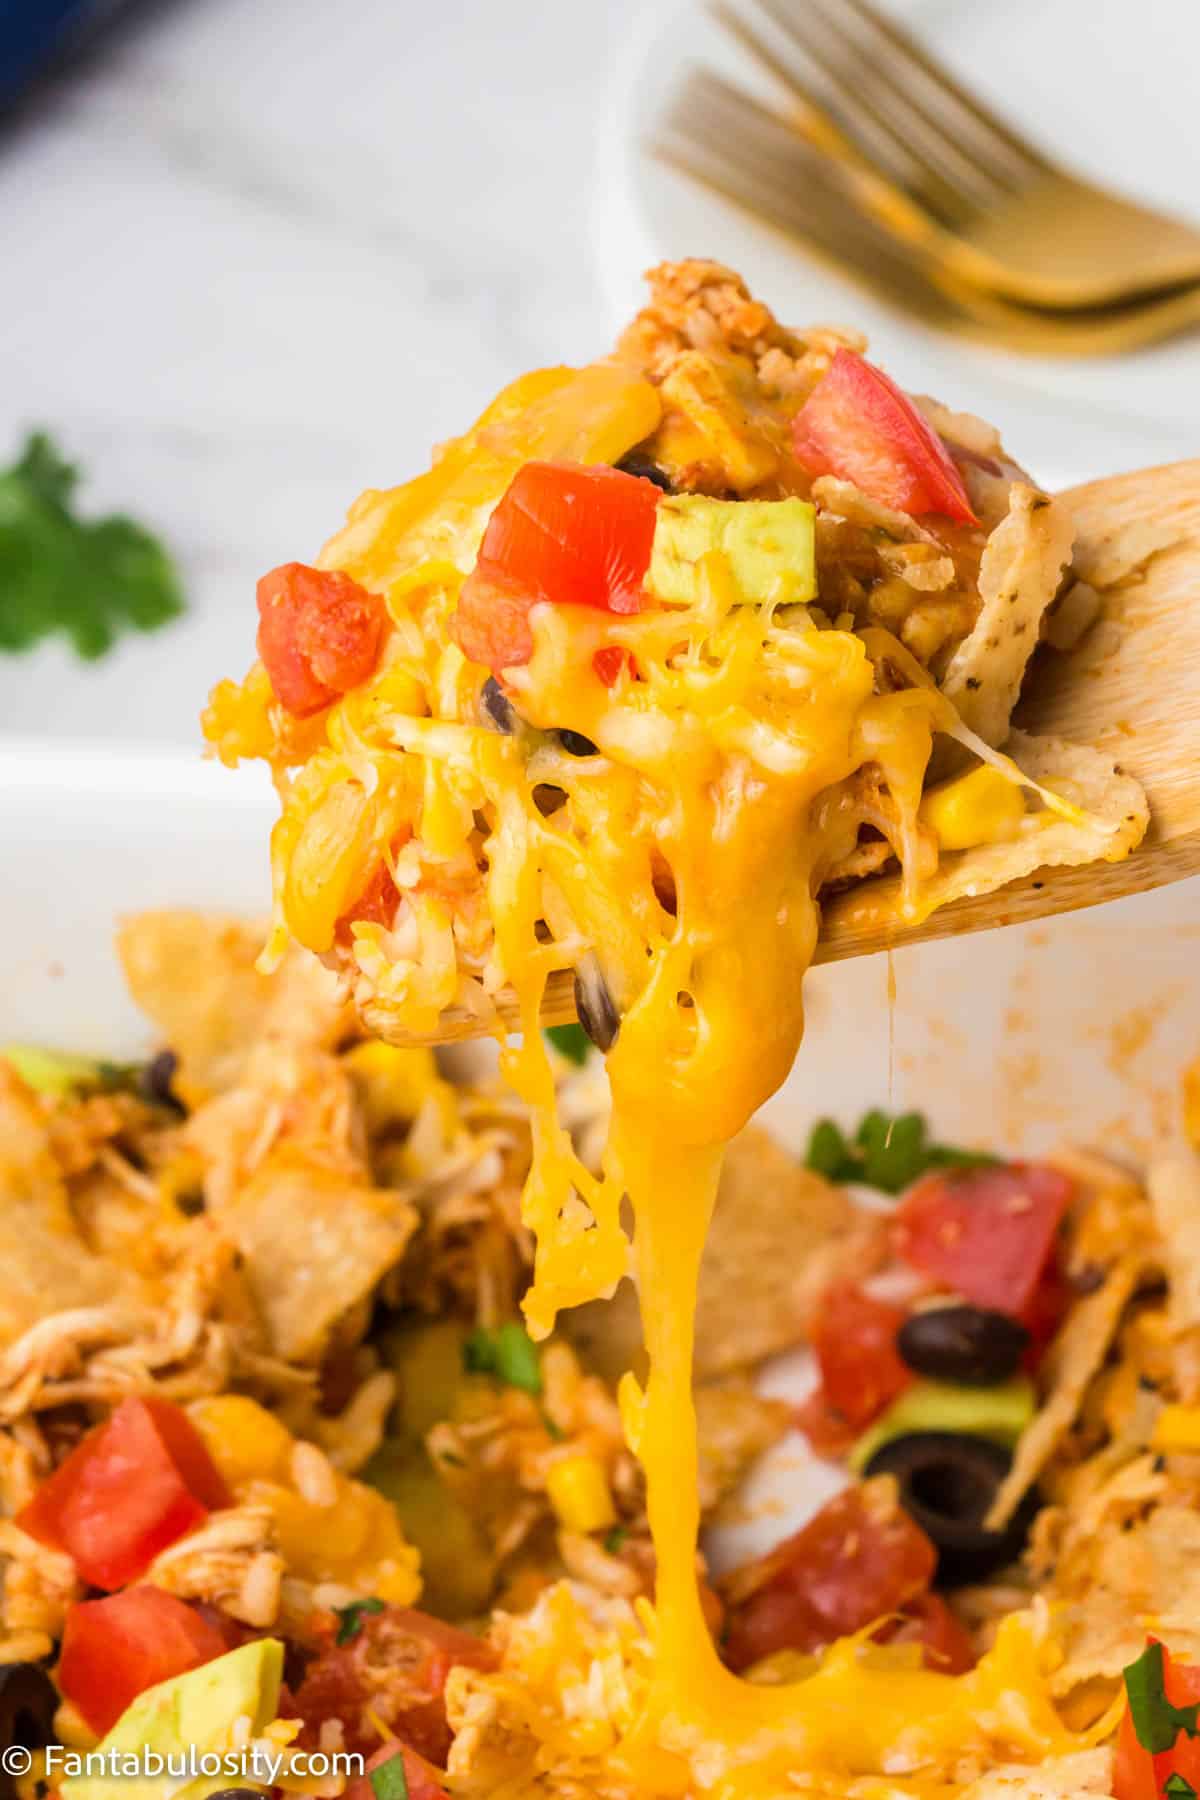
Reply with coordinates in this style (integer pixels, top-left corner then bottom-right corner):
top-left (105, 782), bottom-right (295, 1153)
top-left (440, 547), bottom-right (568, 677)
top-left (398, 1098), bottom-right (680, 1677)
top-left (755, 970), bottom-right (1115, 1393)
top-left (257, 562), bottom-right (387, 717)
top-left (887, 1592), bottom-right (977, 1675)
top-left (454, 461), bottom-right (662, 672)
top-left (344, 1741), bottom-right (448, 1800)
top-left (16, 1395), bottom-right (231, 1590)
top-left (592, 644), bottom-right (634, 686)
top-left (894, 1162), bottom-right (1073, 1319)
top-left (794, 1384), bottom-right (861, 1459)
top-left (792, 350), bottom-right (977, 525)
top-left (812, 1283), bottom-right (912, 1434)
top-left (1114, 1641), bottom-right (1200, 1800)
top-left (58, 1588), bottom-right (228, 1737)
top-left (289, 1607), bottom-right (498, 1764)
top-left (1021, 1246), bottom-right (1072, 1369)
top-left (720, 1484), bottom-right (936, 1673)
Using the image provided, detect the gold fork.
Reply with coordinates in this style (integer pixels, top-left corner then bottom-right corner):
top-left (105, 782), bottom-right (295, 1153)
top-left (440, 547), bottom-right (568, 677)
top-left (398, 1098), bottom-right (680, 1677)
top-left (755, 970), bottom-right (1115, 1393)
top-left (714, 0), bottom-right (1200, 311)
top-left (653, 69), bottom-right (1200, 354)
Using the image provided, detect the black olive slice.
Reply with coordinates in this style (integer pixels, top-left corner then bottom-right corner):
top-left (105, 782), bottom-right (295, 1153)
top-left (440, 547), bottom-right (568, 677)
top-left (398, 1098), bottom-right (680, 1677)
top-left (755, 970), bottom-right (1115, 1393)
top-left (896, 1306), bottom-right (1029, 1387)
top-left (556, 729), bottom-right (598, 758)
top-left (615, 452), bottom-right (674, 493)
top-left (864, 1431), bottom-right (1039, 1586)
top-left (573, 957), bottom-right (620, 1053)
top-left (0, 1663), bottom-right (58, 1800)
top-left (479, 675), bottom-right (519, 734)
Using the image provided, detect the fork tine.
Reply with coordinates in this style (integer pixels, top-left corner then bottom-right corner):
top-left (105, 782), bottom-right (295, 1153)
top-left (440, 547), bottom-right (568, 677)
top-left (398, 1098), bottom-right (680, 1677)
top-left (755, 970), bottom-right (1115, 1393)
top-left (747, 0), bottom-right (1014, 219)
top-left (711, 0), bottom-right (955, 212)
top-left (832, 0), bottom-right (1053, 185)
top-left (653, 70), bottom-right (960, 327)
top-left (741, 0), bottom-right (1007, 225)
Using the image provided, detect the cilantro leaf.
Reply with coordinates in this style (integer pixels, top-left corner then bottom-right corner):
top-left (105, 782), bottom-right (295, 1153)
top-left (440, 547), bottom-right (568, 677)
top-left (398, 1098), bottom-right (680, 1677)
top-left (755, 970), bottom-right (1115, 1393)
top-left (1124, 1640), bottom-right (1200, 1753)
top-left (463, 1321), bottom-right (542, 1394)
top-left (0, 430), bottom-right (184, 660)
top-left (544, 1022), bottom-right (591, 1066)
top-left (804, 1107), bottom-right (998, 1194)
top-left (370, 1752), bottom-right (410, 1800)
top-left (333, 1595), bottom-right (384, 1646)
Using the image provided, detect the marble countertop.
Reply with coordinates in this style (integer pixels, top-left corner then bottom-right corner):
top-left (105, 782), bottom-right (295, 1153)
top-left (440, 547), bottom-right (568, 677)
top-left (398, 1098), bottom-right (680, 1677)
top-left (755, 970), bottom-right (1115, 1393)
top-left (0, 0), bottom-right (643, 744)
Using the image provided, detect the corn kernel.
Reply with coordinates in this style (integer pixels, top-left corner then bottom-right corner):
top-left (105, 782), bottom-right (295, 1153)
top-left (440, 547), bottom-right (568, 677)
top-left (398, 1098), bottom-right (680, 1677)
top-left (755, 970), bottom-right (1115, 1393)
top-left (546, 1454), bottom-right (616, 1535)
top-left (919, 765), bottom-right (1025, 853)
top-left (344, 1039), bottom-right (456, 1138)
top-left (1152, 1403), bottom-right (1200, 1454)
top-left (1184, 1058), bottom-right (1200, 1151)
top-left (188, 1396), bottom-right (293, 1486)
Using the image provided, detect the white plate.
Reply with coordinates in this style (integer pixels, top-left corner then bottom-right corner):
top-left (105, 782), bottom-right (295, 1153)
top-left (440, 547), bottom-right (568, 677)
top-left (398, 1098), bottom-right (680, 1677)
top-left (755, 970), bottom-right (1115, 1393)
top-left (4, 743), bottom-right (1198, 1563)
top-left (592, 0), bottom-right (1200, 491)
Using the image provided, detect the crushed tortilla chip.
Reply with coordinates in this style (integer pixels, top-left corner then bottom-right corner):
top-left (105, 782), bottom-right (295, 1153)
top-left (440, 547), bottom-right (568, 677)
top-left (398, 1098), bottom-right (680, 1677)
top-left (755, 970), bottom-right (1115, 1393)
top-left (959, 1747), bottom-right (1114, 1799)
top-left (986, 1252), bottom-right (1149, 1530)
top-left (942, 485), bottom-right (1075, 748)
top-left (218, 1147), bottom-right (417, 1361)
top-left (118, 911), bottom-right (352, 1101)
top-left (1148, 1157), bottom-right (1200, 1334)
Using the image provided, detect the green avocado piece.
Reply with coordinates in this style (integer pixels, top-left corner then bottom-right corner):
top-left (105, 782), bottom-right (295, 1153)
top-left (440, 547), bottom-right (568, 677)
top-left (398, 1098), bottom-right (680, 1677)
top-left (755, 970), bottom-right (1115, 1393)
top-left (62, 1639), bottom-right (283, 1800)
top-left (848, 1375), bottom-right (1036, 1475)
top-left (2, 1043), bottom-right (134, 1097)
top-left (647, 495), bottom-right (817, 608)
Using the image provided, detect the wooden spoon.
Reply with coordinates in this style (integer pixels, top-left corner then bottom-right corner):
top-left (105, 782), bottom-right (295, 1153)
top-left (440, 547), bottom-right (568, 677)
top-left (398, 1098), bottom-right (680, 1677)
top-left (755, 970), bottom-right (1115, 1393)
top-left (376, 460), bottom-right (1200, 1045)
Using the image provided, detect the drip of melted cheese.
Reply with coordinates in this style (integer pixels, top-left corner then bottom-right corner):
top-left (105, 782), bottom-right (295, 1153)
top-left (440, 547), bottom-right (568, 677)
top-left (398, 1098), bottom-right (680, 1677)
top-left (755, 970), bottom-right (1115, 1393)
top-left (208, 358), bottom-right (1091, 1795)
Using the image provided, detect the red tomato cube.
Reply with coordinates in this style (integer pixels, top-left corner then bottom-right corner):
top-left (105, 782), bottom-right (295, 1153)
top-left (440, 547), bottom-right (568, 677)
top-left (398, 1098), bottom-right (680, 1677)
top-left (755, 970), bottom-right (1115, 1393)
top-left (345, 1742), bottom-right (448, 1800)
top-left (1114, 1640), bottom-right (1200, 1800)
top-left (893, 1162), bottom-right (1072, 1318)
top-left (454, 461), bottom-right (662, 672)
top-left (257, 562), bottom-right (387, 717)
top-left (16, 1395), bottom-right (231, 1590)
top-left (721, 1483), bottom-right (936, 1673)
top-left (58, 1588), bottom-right (228, 1736)
top-left (812, 1283), bottom-right (912, 1433)
top-left (792, 350), bottom-right (977, 525)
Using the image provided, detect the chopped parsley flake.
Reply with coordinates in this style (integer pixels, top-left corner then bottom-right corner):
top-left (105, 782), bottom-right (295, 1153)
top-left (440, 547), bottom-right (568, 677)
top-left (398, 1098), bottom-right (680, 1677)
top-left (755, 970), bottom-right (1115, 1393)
top-left (544, 1022), bottom-right (591, 1065)
top-left (804, 1108), bottom-right (998, 1195)
top-left (1124, 1640), bottom-right (1200, 1753)
top-left (370, 1752), bottom-right (409, 1800)
top-left (334, 1595), bottom-right (385, 1645)
top-left (463, 1321), bottom-right (542, 1395)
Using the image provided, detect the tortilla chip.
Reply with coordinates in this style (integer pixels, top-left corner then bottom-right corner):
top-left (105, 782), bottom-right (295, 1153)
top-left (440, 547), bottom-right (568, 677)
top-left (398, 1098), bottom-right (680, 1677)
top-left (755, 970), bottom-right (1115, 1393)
top-left (1047, 1505), bottom-right (1200, 1698)
top-left (1148, 1157), bottom-right (1200, 1333)
top-left (564, 1128), bottom-right (880, 1383)
top-left (913, 730), bottom-right (1149, 927)
top-left (219, 1147), bottom-right (418, 1361)
top-left (942, 485), bottom-right (1075, 748)
top-left (695, 1378), bottom-right (792, 1512)
top-left (959, 1748), bottom-right (1114, 1799)
top-left (0, 1066), bottom-right (142, 1346)
top-left (986, 1253), bottom-right (1146, 1530)
top-left (118, 911), bottom-right (352, 1100)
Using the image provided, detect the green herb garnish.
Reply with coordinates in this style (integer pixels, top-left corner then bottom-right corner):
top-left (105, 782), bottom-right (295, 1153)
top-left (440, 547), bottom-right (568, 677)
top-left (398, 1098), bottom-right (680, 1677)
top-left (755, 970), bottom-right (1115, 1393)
top-left (804, 1108), bottom-right (998, 1195)
top-left (370, 1752), bottom-right (410, 1800)
top-left (0, 431), bottom-right (184, 660)
top-left (544, 1022), bottom-right (591, 1065)
top-left (334, 1595), bottom-right (385, 1645)
top-left (1124, 1640), bottom-right (1200, 1753)
top-left (463, 1321), bottom-right (542, 1395)
top-left (1, 1044), bottom-right (139, 1098)
top-left (604, 1525), bottom-right (628, 1555)
top-left (1166, 1777), bottom-right (1198, 1799)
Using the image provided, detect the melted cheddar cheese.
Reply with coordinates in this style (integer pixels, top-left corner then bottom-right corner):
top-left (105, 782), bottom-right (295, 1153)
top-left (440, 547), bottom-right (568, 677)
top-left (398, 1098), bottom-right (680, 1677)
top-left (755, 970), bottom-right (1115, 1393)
top-left (204, 313), bottom-right (1124, 1794)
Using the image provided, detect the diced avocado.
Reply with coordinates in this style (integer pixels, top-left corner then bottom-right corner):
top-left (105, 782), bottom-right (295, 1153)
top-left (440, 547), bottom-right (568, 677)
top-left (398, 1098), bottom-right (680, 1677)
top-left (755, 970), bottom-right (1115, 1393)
top-left (2, 1043), bottom-right (134, 1098)
top-left (646, 495), bottom-right (816, 608)
top-left (62, 1639), bottom-right (283, 1800)
top-left (848, 1375), bottom-right (1036, 1475)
